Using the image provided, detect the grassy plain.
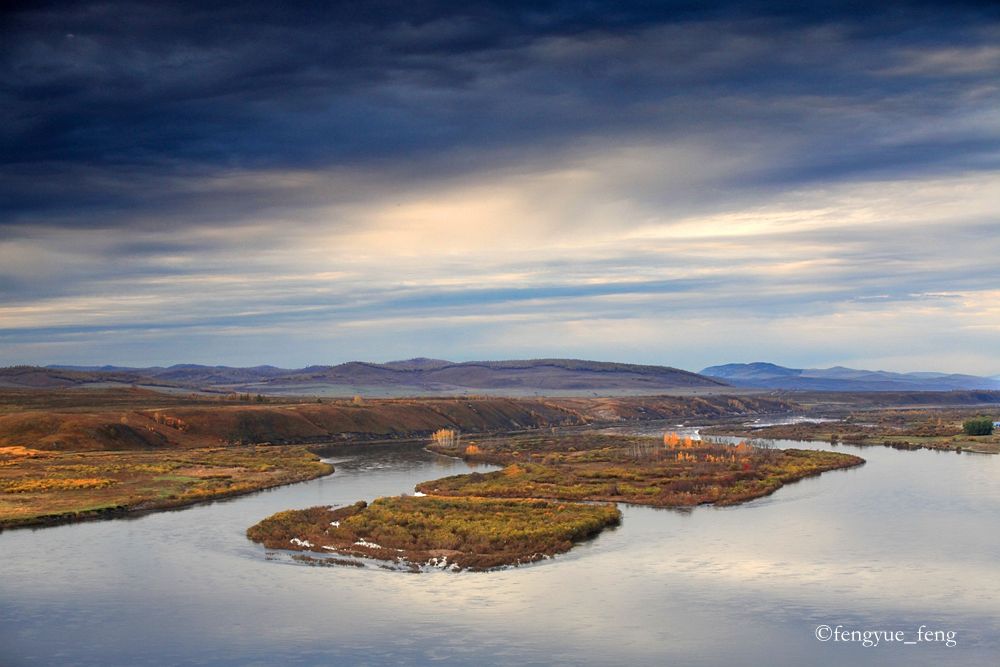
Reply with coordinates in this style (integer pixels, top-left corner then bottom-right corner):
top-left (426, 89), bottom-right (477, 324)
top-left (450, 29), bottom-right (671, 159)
top-left (0, 445), bottom-right (333, 529)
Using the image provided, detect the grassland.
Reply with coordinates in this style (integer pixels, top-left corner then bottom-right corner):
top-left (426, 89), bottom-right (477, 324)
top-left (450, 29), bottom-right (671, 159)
top-left (0, 445), bottom-right (333, 529)
top-left (246, 495), bottom-right (621, 571)
top-left (421, 432), bottom-right (864, 507)
top-left (702, 408), bottom-right (1000, 454)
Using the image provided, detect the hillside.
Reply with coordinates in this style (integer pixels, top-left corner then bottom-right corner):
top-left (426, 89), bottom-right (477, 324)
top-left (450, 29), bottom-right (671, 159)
top-left (702, 362), bottom-right (1000, 392)
top-left (0, 389), bottom-right (791, 451)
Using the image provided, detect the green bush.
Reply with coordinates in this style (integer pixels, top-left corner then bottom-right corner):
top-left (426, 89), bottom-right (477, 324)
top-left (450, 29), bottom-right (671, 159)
top-left (962, 418), bottom-right (994, 436)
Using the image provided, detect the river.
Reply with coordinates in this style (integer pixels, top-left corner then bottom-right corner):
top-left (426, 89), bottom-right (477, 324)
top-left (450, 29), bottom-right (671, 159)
top-left (1, 432), bottom-right (998, 666)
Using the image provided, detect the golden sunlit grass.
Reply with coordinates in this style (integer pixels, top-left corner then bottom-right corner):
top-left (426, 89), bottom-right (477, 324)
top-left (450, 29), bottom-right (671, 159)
top-left (0, 446), bottom-right (49, 458)
top-left (1, 477), bottom-right (117, 493)
top-left (0, 445), bottom-right (333, 529)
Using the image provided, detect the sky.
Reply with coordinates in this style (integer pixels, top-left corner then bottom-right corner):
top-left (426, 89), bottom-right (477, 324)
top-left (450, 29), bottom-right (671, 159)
top-left (2, 0), bottom-right (1000, 374)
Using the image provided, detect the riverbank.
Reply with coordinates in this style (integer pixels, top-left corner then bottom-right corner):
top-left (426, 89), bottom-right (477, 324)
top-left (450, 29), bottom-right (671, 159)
top-left (0, 445), bottom-right (334, 530)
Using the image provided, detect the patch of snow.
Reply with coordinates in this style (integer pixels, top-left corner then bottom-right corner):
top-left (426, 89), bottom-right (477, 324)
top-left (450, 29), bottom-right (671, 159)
top-left (413, 491), bottom-right (426, 497)
top-left (353, 539), bottom-right (382, 549)
top-left (329, 520), bottom-right (340, 527)
top-left (290, 537), bottom-right (313, 548)
top-left (426, 556), bottom-right (449, 569)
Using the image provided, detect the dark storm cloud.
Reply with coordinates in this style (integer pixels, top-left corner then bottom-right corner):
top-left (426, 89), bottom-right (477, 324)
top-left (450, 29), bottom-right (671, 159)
top-left (4, 0), bottom-right (735, 168)
top-left (3, 0), bottom-right (1000, 228)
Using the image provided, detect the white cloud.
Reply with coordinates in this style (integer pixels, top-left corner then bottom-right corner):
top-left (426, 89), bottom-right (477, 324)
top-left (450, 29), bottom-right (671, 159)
top-left (3, 137), bottom-right (999, 373)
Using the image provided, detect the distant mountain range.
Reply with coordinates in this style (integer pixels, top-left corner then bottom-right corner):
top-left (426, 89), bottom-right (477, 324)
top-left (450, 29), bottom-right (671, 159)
top-left (4, 359), bottom-right (996, 396)
top-left (701, 362), bottom-right (1000, 392)
top-left (0, 359), bottom-right (727, 395)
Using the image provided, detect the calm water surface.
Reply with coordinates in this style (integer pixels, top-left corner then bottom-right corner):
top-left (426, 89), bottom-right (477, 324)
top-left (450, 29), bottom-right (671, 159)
top-left (2, 433), bottom-right (999, 666)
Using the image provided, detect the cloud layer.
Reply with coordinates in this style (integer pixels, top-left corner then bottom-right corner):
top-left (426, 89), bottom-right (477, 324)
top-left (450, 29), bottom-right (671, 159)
top-left (2, 1), bottom-right (1000, 372)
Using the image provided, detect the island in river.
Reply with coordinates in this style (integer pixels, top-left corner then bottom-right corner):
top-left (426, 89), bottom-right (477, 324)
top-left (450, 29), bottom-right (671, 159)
top-left (247, 496), bottom-right (621, 571)
top-left (421, 432), bottom-right (863, 507)
top-left (247, 432), bottom-right (863, 570)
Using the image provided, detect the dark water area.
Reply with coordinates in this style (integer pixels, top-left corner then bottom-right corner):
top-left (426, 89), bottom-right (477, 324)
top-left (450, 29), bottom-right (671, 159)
top-left (2, 431), bottom-right (999, 666)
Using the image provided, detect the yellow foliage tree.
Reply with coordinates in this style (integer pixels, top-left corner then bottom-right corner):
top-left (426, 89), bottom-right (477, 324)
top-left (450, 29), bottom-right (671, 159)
top-left (663, 432), bottom-right (681, 448)
top-left (432, 428), bottom-right (459, 447)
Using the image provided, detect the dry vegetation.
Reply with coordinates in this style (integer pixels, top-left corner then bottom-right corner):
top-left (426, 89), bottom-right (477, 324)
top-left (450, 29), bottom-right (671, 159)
top-left (421, 432), bottom-right (864, 507)
top-left (0, 445), bottom-right (333, 529)
top-left (0, 386), bottom-right (801, 532)
top-left (701, 408), bottom-right (1000, 454)
top-left (246, 496), bottom-right (620, 571)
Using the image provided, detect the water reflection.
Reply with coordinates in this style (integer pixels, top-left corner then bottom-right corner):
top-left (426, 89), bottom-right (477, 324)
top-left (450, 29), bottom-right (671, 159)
top-left (1, 436), bottom-right (999, 666)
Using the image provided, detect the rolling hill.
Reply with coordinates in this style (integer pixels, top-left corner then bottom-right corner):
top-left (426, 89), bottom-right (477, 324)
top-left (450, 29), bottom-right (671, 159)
top-left (0, 359), bottom-right (729, 396)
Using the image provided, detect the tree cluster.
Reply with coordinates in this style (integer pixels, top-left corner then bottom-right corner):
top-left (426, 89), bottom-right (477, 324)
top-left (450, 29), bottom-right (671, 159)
top-left (962, 418), bottom-right (994, 436)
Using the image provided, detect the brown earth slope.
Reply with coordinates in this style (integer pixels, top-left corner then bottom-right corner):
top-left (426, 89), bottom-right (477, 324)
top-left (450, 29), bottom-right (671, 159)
top-left (0, 389), bottom-right (794, 451)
